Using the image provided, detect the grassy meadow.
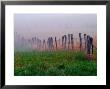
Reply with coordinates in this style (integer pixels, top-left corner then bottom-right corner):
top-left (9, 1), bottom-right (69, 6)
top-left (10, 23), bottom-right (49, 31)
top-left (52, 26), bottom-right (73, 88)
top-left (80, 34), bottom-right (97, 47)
top-left (14, 50), bottom-right (97, 76)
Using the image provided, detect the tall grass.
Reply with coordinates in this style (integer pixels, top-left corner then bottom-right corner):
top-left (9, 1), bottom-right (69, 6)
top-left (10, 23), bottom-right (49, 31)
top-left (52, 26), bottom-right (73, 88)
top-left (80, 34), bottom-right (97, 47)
top-left (14, 50), bottom-right (97, 76)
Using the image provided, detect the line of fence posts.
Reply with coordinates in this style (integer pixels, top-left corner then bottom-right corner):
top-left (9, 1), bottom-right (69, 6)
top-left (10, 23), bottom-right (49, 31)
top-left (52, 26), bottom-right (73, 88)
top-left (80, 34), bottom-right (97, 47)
top-left (15, 32), bottom-right (95, 58)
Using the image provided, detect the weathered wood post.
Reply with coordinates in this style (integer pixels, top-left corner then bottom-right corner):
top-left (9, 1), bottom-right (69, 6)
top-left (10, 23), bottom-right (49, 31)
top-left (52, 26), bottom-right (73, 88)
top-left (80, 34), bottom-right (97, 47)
top-left (47, 37), bottom-right (50, 51)
top-left (79, 33), bottom-right (82, 51)
top-left (55, 37), bottom-right (57, 50)
top-left (50, 37), bottom-right (54, 51)
top-left (43, 39), bottom-right (46, 51)
top-left (71, 34), bottom-right (74, 50)
top-left (64, 35), bottom-right (67, 50)
top-left (58, 38), bottom-right (61, 50)
top-left (87, 35), bottom-right (91, 55)
top-left (90, 37), bottom-right (93, 54)
top-left (86, 35), bottom-right (94, 60)
top-left (37, 38), bottom-right (39, 51)
top-left (68, 34), bottom-right (71, 50)
top-left (62, 36), bottom-right (64, 50)
top-left (39, 39), bottom-right (41, 51)
top-left (84, 34), bottom-right (87, 52)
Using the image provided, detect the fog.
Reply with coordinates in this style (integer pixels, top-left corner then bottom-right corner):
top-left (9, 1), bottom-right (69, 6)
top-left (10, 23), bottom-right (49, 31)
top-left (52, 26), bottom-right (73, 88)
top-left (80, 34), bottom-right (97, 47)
top-left (14, 14), bottom-right (97, 52)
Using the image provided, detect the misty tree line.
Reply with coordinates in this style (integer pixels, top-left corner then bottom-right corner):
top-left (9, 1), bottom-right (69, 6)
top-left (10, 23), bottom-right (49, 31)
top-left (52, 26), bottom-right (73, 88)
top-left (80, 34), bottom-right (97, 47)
top-left (15, 32), bottom-right (95, 55)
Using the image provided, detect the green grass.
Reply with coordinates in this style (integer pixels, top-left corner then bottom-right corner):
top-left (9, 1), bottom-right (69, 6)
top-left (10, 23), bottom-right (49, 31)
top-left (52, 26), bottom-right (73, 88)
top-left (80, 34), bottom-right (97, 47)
top-left (14, 50), bottom-right (97, 76)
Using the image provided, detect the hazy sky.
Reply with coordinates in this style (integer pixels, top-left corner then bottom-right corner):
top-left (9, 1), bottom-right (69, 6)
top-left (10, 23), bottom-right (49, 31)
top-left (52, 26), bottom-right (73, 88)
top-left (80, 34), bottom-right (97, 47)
top-left (14, 14), bottom-right (97, 40)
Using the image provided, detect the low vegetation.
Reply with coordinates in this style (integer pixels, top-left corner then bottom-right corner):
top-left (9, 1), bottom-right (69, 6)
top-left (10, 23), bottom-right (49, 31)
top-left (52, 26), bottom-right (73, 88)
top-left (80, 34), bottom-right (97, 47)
top-left (14, 50), bottom-right (97, 76)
